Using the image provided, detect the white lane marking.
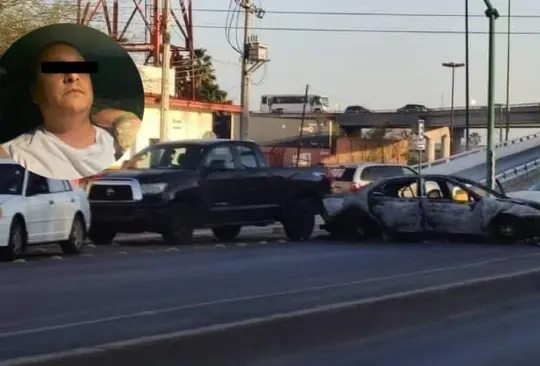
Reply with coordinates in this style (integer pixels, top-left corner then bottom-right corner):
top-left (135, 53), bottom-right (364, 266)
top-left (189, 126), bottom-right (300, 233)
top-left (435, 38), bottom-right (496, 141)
top-left (3, 267), bottom-right (540, 366)
top-left (0, 252), bottom-right (540, 339)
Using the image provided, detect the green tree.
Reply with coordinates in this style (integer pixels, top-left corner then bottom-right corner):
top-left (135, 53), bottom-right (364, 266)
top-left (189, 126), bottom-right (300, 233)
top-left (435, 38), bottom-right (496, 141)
top-left (174, 48), bottom-right (229, 103)
top-left (0, 0), bottom-right (77, 55)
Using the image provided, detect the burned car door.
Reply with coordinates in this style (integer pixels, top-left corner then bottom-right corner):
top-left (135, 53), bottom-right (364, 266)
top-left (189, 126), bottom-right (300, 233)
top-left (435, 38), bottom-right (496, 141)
top-left (421, 177), bottom-right (483, 236)
top-left (368, 177), bottom-right (422, 234)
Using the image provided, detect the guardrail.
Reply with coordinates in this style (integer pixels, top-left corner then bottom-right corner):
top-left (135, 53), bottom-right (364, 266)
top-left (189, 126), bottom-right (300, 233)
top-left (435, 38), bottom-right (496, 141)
top-left (334, 103), bottom-right (540, 114)
top-left (427, 103), bottom-right (540, 113)
top-left (495, 158), bottom-right (540, 183)
top-left (412, 131), bottom-right (540, 170)
top-left (479, 157), bottom-right (540, 188)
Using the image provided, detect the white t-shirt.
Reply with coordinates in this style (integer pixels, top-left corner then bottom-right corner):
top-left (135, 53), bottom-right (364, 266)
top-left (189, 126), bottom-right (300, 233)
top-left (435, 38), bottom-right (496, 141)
top-left (2, 125), bottom-right (116, 180)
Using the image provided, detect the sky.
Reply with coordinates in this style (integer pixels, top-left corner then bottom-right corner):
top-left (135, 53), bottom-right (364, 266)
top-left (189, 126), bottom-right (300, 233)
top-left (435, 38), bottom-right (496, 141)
top-left (99, 0), bottom-right (540, 141)
top-left (175, 0), bottom-right (540, 112)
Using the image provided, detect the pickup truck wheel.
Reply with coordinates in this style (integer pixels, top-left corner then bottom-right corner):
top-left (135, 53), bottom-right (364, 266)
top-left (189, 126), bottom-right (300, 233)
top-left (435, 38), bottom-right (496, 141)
top-left (282, 199), bottom-right (315, 241)
top-left (212, 226), bottom-right (242, 241)
top-left (89, 228), bottom-right (116, 245)
top-left (162, 226), bottom-right (193, 245)
top-left (162, 218), bottom-right (194, 245)
top-left (60, 215), bottom-right (86, 254)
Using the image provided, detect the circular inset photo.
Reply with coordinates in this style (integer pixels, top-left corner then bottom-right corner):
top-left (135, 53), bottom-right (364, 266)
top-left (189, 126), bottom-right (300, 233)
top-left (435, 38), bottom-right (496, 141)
top-left (0, 23), bottom-right (145, 180)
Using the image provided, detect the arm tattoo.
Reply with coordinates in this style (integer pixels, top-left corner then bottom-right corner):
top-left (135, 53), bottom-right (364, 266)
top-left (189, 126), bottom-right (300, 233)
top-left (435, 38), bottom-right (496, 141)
top-left (112, 112), bottom-right (139, 129)
top-left (111, 112), bottom-right (140, 155)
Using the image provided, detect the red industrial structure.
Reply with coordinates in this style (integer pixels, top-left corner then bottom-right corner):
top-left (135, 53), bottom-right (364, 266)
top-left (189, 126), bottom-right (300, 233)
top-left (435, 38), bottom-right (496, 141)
top-left (75, 0), bottom-right (196, 99)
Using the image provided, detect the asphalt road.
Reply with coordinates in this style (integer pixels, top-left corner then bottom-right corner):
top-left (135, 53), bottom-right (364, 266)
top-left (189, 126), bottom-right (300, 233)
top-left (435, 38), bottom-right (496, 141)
top-left (255, 294), bottom-right (540, 366)
top-left (1, 237), bottom-right (540, 361)
top-left (456, 146), bottom-right (540, 181)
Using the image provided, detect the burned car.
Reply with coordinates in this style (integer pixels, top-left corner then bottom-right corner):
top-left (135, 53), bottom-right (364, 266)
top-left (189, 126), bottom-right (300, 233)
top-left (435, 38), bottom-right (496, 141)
top-left (321, 174), bottom-right (540, 243)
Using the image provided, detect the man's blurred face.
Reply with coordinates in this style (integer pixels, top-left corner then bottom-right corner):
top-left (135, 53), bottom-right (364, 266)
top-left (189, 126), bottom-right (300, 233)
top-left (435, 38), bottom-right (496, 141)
top-left (32, 43), bottom-right (93, 115)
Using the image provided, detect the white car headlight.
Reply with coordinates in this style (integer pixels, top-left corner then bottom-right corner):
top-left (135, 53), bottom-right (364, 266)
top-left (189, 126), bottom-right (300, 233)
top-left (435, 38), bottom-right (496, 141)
top-left (140, 183), bottom-right (168, 195)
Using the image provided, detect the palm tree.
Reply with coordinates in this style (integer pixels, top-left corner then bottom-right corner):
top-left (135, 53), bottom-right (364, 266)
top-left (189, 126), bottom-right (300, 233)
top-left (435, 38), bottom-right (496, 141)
top-left (173, 48), bottom-right (229, 103)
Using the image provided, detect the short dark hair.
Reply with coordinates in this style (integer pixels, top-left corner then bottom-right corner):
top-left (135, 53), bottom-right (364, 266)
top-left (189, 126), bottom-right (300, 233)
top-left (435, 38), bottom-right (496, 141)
top-left (30, 41), bottom-right (83, 85)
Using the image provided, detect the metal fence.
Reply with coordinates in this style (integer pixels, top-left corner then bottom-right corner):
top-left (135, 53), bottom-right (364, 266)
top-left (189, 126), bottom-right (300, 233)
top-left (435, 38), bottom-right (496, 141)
top-left (480, 158), bottom-right (540, 192)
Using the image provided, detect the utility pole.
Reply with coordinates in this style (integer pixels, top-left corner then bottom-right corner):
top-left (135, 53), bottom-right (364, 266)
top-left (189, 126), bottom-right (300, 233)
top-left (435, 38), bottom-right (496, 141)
top-left (442, 62), bottom-right (465, 154)
top-left (160, 0), bottom-right (171, 142)
top-left (239, 0), bottom-right (251, 141)
top-left (465, 0), bottom-right (471, 150)
top-left (504, 0), bottom-right (511, 141)
top-left (483, 0), bottom-right (500, 190)
top-left (238, 0), bottom-right (268, 140)
top-left (296, 84), bottom-right (309, 167)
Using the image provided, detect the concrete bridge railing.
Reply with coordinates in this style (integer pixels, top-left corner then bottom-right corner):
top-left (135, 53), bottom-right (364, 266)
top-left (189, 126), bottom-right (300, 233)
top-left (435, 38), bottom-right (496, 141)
top-left (412, 131), bottom-right (540, 172)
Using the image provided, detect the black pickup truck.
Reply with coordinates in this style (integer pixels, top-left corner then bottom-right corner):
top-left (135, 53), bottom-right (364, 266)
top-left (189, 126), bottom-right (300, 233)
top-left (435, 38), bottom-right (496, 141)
top-left (86, 139), bottom-right (332, 245)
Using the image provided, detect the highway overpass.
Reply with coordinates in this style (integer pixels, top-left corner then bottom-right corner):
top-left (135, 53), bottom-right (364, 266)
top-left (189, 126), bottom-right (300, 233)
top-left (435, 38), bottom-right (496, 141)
top-left (252, 102), bottom-right (540, 129)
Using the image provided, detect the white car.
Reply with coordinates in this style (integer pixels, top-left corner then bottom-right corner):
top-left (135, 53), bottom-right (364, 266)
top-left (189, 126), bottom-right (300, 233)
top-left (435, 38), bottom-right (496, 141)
top-left (0, 159), bottom-right (91, 261)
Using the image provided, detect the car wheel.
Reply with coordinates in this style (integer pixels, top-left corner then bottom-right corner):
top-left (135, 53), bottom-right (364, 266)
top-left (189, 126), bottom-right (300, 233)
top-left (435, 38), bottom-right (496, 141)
top-left (282, 199), bottom-right (315, 241)
top-left (60, 215), bottom-right (86, 254)
top-left (490, 215), bottom-right (518, 243)
top-left (89, 227), bottom-right (116, 245)
top-left (0, 218), bottom-right (26, 262)
top-left (212, 226), bottom-right (241, 241)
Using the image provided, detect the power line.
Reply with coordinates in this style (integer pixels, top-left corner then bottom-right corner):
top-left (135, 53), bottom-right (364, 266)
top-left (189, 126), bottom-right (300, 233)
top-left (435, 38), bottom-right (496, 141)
top-left (194, 25), bottom-right (540, 35)
top-left (188, 8), bottom-right (538, 18)
top-left (224, 0), bottom-right (243, 55)
top-left (37, 18), bottom-right (540, 35)
top-left (9, 14), bottom-right (540, 36)
top-left (47, 3), bottom-right (540, 18)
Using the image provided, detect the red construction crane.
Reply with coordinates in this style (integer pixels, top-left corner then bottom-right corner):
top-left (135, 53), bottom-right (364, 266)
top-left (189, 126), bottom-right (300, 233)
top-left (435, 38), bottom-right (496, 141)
top-left (76, 0), bottom-right (196, 99)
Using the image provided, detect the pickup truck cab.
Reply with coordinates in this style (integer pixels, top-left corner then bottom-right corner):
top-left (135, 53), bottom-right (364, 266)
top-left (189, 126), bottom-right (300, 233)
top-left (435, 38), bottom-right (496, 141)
top-left (0, 159), bottom-right (90, 261)
top-left (86, 139), bottom-right (331, 245)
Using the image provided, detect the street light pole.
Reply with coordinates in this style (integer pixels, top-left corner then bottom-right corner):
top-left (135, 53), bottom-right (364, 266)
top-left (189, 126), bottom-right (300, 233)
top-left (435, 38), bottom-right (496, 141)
top-left (465, 0), bottom-right (471, 150)
top-left (496, 103), bottom-right (504, 142)
top-left (504, 0), bottom-right (511, 141)
top-left (483, 0), bottom-right (500, 190)
top-left (442, 62), bottom-right (465, 154)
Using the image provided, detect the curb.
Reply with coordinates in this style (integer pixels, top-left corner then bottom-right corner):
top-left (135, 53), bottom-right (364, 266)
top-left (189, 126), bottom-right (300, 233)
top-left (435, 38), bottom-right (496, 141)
top-left (4, 268), bottom-right (540, 366)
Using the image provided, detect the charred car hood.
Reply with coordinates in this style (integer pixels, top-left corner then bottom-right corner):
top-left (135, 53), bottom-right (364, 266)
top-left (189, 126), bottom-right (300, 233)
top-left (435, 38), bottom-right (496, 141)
top-left (97, 169), bottom-right (197, 184)
top-left (496, 197), bottom-right (540, 211)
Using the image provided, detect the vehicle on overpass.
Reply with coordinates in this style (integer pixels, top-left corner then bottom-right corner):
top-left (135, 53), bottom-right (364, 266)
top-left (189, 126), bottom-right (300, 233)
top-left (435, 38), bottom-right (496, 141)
top-left (397, 104), bottom-right (430, 113)
top-left (0, 159), bottom-right (90, 261)
top-left (344, 105), bottom-right (371, 114)
top-left (86, 139), bottom-right (332, 245)
top-left (260, 94), bottom-right (330, 114)
top-left (321, 174), bottom-right (540, 242)
top-left (328, 163), bottom-right (418, 193)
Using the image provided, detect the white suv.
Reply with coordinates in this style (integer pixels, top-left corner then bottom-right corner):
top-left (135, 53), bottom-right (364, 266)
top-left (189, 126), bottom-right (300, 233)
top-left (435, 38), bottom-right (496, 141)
top-left (329, 163), bottom-right (418, 193)
top-left (0, 159), bottom-right (91, 261)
